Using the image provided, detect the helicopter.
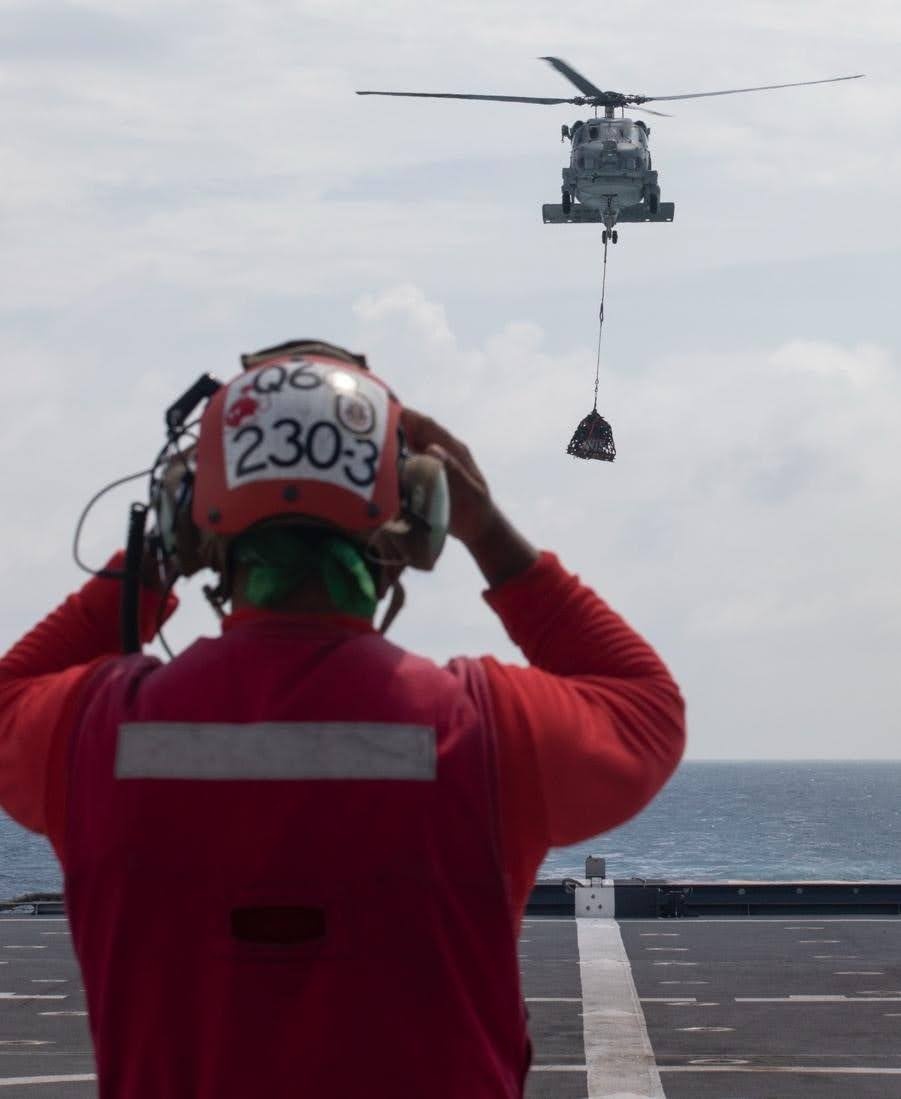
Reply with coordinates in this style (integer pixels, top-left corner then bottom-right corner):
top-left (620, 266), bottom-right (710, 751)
top-left (357, 57), bottom-right (864, 243)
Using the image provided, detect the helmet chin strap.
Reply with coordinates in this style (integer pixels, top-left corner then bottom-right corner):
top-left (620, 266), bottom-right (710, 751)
top-left (377, 579), bottom-right (406, 635)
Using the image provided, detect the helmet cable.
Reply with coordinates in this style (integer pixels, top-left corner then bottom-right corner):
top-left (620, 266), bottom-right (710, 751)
top-left (72, 466), bottom-right (157, 580)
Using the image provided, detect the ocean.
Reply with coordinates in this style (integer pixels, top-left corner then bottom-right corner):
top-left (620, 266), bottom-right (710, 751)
top-left (541, 760), bottom-right (901, 881)
top-left (3, 761), bottom-right (901, 899)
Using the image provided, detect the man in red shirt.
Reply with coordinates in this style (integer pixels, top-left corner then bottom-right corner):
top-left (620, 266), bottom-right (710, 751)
top-left (0, 340), bottom-right (685, 1098)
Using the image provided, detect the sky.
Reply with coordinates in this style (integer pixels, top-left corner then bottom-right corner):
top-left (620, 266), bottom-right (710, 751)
top-left (0, 0), bottom-right (898, 763)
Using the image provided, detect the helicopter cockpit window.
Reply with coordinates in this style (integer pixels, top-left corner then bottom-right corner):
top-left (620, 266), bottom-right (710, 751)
top-left (588, 125), bottom-right (599, 141)
top-left (612, 121), bottom-right (634, 142)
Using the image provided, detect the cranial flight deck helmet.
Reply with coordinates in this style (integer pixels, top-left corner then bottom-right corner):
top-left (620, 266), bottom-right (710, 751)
top-left (151, 339), bottom-right (450, 635)
top-left (195, 340), bottom-right (404, 542)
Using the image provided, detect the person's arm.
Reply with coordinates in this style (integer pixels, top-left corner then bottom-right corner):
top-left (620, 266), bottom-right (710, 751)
top-left (481, 553), bottom-right (685, 918)
top-left (402, 409), bottom-right (685, 917)
top-left (0, 555), bottom-right (175, 854)
top-left (485, 552), bottom-right (685, 829)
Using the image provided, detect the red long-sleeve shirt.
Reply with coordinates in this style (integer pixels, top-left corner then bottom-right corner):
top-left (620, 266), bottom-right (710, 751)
top-left (0, 552), bottom-right (685, 919)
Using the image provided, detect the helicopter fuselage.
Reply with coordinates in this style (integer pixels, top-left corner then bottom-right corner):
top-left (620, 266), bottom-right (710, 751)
top-left (561, 116), bottom-right (660, 228)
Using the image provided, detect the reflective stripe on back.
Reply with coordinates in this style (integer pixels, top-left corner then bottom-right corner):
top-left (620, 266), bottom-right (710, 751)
top-left (115, 721), bottom-right (436, 781)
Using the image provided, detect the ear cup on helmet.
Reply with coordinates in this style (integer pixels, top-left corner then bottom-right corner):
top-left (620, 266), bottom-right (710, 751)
top-left (371, 454), bottom-right (449, 574)
top-left (152, 449), bottom-right (223, 578)
top-left (398, 454), bottom-right (449, 570)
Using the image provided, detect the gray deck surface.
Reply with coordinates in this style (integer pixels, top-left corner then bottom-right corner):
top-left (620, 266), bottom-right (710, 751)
top-left (2, 913), bottom-right (901, 1096)
top-left (0, 916), bottom-right (93, 1098)
top-left (622, 915), bottom-right (901, 1098)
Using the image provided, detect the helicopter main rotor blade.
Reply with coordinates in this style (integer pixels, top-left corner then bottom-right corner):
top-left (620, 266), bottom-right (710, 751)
top-left (540, 56), bottom-right (607, 99)
top-left (639, 73), bottom-right (864, 104)
top-left (356, 90), bottom-right (575, 105)
top-left (631, 106), bottom-right (673, 118)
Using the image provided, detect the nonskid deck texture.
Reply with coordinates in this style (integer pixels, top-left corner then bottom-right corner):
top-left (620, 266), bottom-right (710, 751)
top-left (522, 915), bottom-right (901, 1098)
top-left (0, 915), bottom-right (94, 1099)
top-left (2, 910), bottom-right (901, 1097)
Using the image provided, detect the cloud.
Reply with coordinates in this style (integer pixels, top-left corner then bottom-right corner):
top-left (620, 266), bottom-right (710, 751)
top-left (344, 284), bottom-right (901, 757)
top-left (0, 0), bottom-right (899, 768)
top-left (0, 3), bottom-right (169, 62)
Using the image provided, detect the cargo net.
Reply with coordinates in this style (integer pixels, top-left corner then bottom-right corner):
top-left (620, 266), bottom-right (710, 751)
top-left (566, 409), bottom-right (616, 462)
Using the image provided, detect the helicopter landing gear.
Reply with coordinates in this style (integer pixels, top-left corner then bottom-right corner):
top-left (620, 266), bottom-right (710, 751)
top-left (562, 190), bottom-right (572, 215)
top-left (647, 187), bottom-right (660, 216)
top-left (602, 229), bottom-right (618, 244)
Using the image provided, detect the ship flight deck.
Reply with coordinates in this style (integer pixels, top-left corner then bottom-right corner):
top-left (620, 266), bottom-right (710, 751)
top-left (2, 877), bottom-right (901, 1098)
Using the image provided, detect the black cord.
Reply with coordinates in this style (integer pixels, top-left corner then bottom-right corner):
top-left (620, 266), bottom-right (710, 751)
top-left (121, 503), bottom-right (149, 654)
top-left (72, 466), bottom-right (156, 579)
top-left (74, 415), bottom-right (206, 656)
top-left (71, 422), bottom-right (198, 580)
top-left (154, 567), bottom-right (180, 660)
top-left (148, 421), bottom-right (202, 661)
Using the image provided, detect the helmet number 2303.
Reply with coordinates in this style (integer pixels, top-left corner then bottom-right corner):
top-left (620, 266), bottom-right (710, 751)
top-left (233, 417), bottom-right (379, 488)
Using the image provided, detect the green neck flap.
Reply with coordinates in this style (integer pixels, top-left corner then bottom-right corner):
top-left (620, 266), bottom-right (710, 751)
top-left (233, 527), bottom-right (377, 618)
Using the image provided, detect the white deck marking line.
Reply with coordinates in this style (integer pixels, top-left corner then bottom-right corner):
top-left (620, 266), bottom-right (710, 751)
top-left (684, 918), bottom-right (901, 924)
top-left (677, 1027), bottom-right (734, 1033)
top-left (30, 980), bottom-right (67, 984)
top-left (736, 995), bottom-right (901, 1003)
top-left (623, 917), bottom-right (901, 923)
top-left (644, 947), bottom-right (689, 952)
top-left (640, 997), bottom-right (697, 1003)
top-left (0, 994), bottom-right (66, 1001)
top-left (659, 1066), bottom-right (901, 1075)
top-left (576, 919), bottom-right (665, 1098)
top-left (836, 971), bottom-right (884, 975)
top-left (37, 1012), bottom-right (87, 1017)
top-left (0, 1041), bottom-right (53, 1047)
top-left (531, 1065), bottom-right (587, 1072)
top-left (525, 997), bottom-right (582, 1002)
top-left (784, 926), bottom-right (825, 930)
top-left (652, 961), bottom-right (698, 966)
top-left (0, 920), bottom-right (66, 924)
top-left (0, 1075), bottom-right (96, 1088)
top-left (2, 946), bottom-right (47, 950)
top-left (798, 939), bottom-right (840, 943)
top-left (640, 933), bottom-right (680, 937)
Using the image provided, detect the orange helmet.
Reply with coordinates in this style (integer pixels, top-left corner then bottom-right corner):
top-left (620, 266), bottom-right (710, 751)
top-left (192, 341), bottom-right (403, 540)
